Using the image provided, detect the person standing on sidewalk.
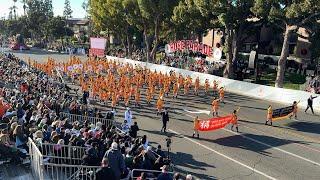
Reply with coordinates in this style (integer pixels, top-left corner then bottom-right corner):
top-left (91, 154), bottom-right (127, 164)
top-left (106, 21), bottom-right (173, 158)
top-left (305, 95), bottom-right (317, 114)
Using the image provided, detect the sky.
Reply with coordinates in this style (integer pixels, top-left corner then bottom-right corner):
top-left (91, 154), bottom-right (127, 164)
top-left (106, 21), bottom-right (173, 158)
top-left (0, 0), bottom-right (87, 19)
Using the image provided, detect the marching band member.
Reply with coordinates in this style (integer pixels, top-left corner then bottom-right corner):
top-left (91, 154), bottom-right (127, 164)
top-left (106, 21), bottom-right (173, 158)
top-left (265, 105), bottom-right (273, 126)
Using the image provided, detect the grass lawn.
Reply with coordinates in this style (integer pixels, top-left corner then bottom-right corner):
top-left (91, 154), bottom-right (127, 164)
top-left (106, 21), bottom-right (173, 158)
top-left (251, 68), bottom-right (306, 90)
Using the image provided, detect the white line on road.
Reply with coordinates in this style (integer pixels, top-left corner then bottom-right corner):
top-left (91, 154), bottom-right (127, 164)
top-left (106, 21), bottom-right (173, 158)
top-left (223, 128), bottom-right (320, 167)
top-left (178, 109), bottom-right (320, 167)
top-left (168, 129), bottom-right (277, 180)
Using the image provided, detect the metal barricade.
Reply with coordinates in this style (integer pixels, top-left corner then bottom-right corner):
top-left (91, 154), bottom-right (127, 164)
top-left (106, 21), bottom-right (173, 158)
top-left (38, 143), bottom-right (87, 165)
top-left (28, 137), bottom-right (44, 180)
top-left (29, 138), bottom-right (101, 180)
top-left (43, 163), bottom-right (100, 180)
top-left (131, 169), bottom-right (174, 180)
top-left (60, 112), bottom-right (114, 127)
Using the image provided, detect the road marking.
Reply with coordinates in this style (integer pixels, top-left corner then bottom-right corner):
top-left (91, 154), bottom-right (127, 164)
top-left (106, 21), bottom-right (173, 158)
top-left (180, 109), bottom-right (320, 167)
top-left (183, 108), bottom-right (211, 115)
top-left (168, 129), bottom-right (277, 180)
top-left (223, 128), bottom-right (320, 167)
top-left (241, 124), bottom-right (320, 154)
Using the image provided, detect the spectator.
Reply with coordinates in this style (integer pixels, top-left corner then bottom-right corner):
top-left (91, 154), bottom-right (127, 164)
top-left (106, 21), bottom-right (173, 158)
top-left (185, 174), bottom-right (193, 180)
top-left (121, 120), bottom-right (130, 133)
top-left (124, 107), bottom-right (133, 126)
top-left (137, 172), bottom-right (147, 180)
top-left (173, 173), bottom-right (183, 180)
top-left (95, 158), bottom-right (116, 180)
top-left (156, 145), bottom-right (165, 158)
top-left (141, 135), bottom-right (149, 149)
top-left (13, 125), bottom-right (28, 151)
top-left (103, 142), bottom-right (125, 180)
top-left (157, 165), bottom-right (173, 180)
top-left (129, 121), bottom-right (139, 138)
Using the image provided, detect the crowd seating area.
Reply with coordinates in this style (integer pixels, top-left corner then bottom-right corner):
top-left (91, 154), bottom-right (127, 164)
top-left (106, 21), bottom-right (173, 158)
top-left (0, 54), bottom-right (187, 180)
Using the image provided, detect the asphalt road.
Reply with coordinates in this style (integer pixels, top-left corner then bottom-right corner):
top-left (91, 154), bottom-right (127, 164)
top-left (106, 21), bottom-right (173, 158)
top-left (9, 50), bottom-right (320, 180)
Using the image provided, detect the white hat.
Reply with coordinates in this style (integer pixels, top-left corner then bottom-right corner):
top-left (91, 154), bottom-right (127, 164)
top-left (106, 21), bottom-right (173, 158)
top-left (111, 142), bottom-right (118, 150)
top-left (186, 174), bottom-right (193, 180)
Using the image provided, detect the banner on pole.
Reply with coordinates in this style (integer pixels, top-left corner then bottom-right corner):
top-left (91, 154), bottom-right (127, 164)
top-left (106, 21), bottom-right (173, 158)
top-left (272, 106), bottom-right (293, 121)
top-left (197, 115), bottom-right (233, 131)
top-left (90, 37), bottom-right (107, 57)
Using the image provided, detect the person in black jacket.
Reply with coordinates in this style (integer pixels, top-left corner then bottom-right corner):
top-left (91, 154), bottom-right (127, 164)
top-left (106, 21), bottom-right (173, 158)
top-left (160, 108), bottom-right (169, 133)
top-left (95, 158), bottom-right (116, 180)
top-left (129, 122), bottom-right (139, 138)
top-left (305, 95), bottom-right (317, 114)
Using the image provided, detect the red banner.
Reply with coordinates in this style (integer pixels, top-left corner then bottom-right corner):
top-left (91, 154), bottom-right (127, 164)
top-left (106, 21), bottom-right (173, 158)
top-left (196, 115), bottom-right (233, 131)
top-left (169, 40), bottom-right (212, 56)
top-left (89, 48), bottom-right (105, 57)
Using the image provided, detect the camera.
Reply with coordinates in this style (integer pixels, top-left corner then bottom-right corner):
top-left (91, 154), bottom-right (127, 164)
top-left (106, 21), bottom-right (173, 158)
top-left (166, 137), bottom-right (172, 148)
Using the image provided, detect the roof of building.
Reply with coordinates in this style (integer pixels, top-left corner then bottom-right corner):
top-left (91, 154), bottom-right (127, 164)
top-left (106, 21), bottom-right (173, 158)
top-left (66, 18), bottom-right (90, 25)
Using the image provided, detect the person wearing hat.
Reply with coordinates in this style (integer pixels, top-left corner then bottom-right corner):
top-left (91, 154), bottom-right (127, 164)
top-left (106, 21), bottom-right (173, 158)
top-left (157, 165), bottom-right (173, 180)
top-left (124, 107), bottom-right (133, 126)
top-left (103, 142), bottom-right (125, 180)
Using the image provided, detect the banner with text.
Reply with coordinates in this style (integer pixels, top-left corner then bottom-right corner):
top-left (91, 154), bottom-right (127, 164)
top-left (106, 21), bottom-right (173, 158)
top-left (272, 106), bottom-right (294, 121)
top-left (197, 115), bottom-right (233, 131)
top-left (168, 40), bottom-right (212, 56)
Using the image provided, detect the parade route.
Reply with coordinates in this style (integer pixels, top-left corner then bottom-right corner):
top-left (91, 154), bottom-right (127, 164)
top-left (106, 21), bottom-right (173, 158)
top-left (10, 51), bottom-right (320, 179)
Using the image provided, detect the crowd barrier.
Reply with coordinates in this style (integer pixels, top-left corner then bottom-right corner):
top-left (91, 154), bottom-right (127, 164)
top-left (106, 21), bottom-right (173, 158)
top-left (59, 112), bottom-right (115, 127)
top-left (38, 142), bottom-right (87, 165)
top-left (29, 137), bottom-right (44, 180)
top-left (28, 138), bottom-right (100, 180)
top-left (106, 56), bottom-right (320, 112)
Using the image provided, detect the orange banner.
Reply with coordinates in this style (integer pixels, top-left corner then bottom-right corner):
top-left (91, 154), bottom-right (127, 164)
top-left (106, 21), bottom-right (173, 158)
top-left (197, 115), bottom-right (233, 131)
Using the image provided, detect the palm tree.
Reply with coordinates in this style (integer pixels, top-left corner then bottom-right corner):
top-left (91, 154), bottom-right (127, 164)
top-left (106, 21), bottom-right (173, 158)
top-left (21, 0), bottom-right (27, 16)
top-left (12, 5), bottom-right (18, 20)
top-left (13, 0), bottom-right (18, 19)
top-left (9, 7), bottom-right (13, 19)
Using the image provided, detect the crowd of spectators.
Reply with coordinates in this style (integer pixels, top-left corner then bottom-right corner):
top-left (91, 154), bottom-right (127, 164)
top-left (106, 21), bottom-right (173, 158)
top-left (305, 74), bottom-right (320, 94)
top-left (0, 53), bottom-right (195, 180)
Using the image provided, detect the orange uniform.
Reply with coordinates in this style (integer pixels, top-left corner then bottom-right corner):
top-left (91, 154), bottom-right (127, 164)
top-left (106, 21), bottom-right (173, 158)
top-left (219, 88), bottom-right (225, 102)
top-left (156, 98), bottom-right (164, 112)
top-left (194, 77), bottom-right (200, 95)
top-left (205, 79), bottom-right (209, 93)
top-left (211, 99), bottom-right (219, 116)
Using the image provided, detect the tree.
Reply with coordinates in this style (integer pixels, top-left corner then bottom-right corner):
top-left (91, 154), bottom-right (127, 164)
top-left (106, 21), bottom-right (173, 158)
top-left (49, 16), bottom-right (73, 39)
top-left (90, 0), bottom-right (136, 57)
top-left (64, 0), bottom-right (73, 18)
top-left (172, 0), bottom-right (211, 41)
top-left (194, 0), bottom-right (254, 78)
top-left (252, 0), bottom-right (320, 88)
top-left (21, 0), bottom-right (27, 16)
top-left (13, 0), bottom-right (18, 19)
top-left (123, 0), bottom-right (178, 62)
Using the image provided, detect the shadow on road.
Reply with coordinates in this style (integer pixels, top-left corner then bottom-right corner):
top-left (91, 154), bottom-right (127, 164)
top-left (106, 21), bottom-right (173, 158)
top-left (194, 133), bottom-right (308, 157)
top-left (286, 121), bottom-right (320, 135)
top-left (170, 151), bottom-right (217, 179)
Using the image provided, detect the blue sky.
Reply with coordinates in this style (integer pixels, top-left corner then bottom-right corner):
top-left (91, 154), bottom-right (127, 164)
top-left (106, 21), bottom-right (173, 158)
top-left (0, 0), bottom-right (86, 19)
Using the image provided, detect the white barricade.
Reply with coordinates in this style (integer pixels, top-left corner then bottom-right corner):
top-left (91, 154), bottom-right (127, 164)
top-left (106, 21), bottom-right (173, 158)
top-left (43, 163), bottom-right (99, 180)
top-left (106, 56), bottom-right (320, 112)
top-left (60, 112), bottom-right (114, 127)
top-left (29, 138), bottom-right (44, 180)
top-left (29, 138), bottom-right (100, 180)
top-left (38, 142), bottom-right (87, 165)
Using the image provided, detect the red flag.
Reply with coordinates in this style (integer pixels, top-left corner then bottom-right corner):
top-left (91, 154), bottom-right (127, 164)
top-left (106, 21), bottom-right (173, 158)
top-left (197, 115), bottom-right (233, 131)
